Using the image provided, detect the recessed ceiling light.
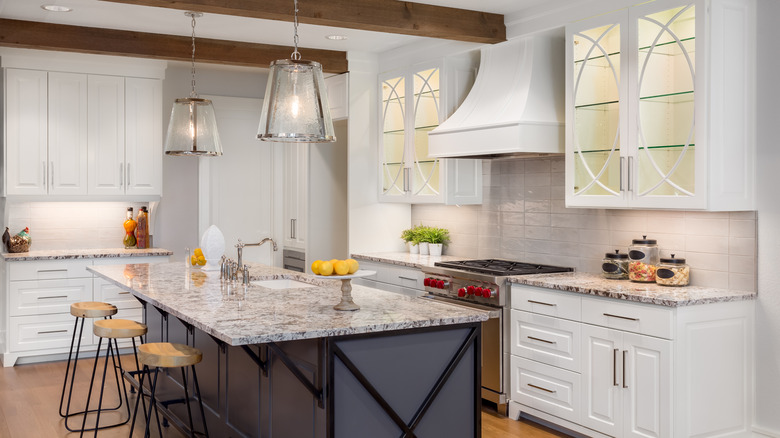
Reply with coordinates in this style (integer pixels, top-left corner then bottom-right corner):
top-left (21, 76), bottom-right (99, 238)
top-left (41, 4), bottom-right (73, 12)
top-left (325, 35), bottom-right (348, 41)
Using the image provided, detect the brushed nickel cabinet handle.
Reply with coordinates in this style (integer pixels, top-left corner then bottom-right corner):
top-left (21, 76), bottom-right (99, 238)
top-left (603, 313), bottom-right (639, 322)
top-left (37, 269), bottom-right (68, 273)
top-left (398, 276), bottom-right (417, 281)
top-left (38, 330), bottom-right (68, 335)
top-left (628, 156), bottom-right (633, 192)
top-left (527, 383), bottom-right (556, 394)
top-left (528, 300), bottom-right (556, 307)
top-left (623, 350), bottom-right (628, 388)
top-left (613, 348), bottom-right (619, 386)
top-left (120, 163), bottom-right (124, 188)
top-left (118, 291), bottom-right (131, 295)
top-left (42, 162), bottom-right (46, 187)
top-left (403, 167), bottom-right (410, 192)
top-left (50, 161), bottom-right (54, 189)
top-left (527, 336), bottom-right (556, 345)
top-left (37, 295), bottom-right (68, 300)
top-left (126, 163), bottom-right (131, 186)
top-left (620, 157), bottom-right (625, 191)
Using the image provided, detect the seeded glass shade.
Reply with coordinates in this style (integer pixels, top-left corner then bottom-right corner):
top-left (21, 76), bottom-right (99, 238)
top-left (164, 97), bottom-right (223, 156)
top-left (257, 59), bottom-right (336, 142)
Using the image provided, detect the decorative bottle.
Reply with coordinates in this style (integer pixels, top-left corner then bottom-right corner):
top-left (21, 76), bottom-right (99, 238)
top-left (135, 207), bottom-right (149, 249)
top-left (123, 207), bottom-right (137, 248)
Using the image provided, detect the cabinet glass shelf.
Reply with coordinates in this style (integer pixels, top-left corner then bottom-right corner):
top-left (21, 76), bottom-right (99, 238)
top-left (575, 100), bottom-right (619, 109)
top-left (574, 144), bottom-right (695, 154)
top-left (384, 125), bottom-right (438, 135)
top-left (382, 90), bottom-right (439, 104)
top-left (574, 37), bottom-right (695, 64)
top-left (575, 91), bottom-right (693, 109)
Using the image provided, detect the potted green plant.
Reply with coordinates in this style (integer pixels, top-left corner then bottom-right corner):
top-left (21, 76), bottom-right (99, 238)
top-left (426, 227), bottom-right (450, 256)
top-left (400, 226), bottom-right (419, 254)
top-left (416, 225), bottom-right (432, 255)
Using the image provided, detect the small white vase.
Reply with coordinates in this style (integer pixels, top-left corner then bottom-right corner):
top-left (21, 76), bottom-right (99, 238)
top-left (429, 243), bottom-right (443, 256)
top-left (419, 242), bottom-right (430, 255)
top-left (200, 225), bottom-right (225, 271)
top-left (409, 242), bottom-right (419, 254)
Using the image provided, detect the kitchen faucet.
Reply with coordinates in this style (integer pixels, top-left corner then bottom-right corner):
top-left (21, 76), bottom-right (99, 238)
top-left (236, 238), bottom-right (278, 269)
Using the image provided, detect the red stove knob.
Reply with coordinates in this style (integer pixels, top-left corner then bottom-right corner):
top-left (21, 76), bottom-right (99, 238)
top-left (457, 288), bottom-right (467, 297)
top-left (433, 280), bottom-right (441, 289)
top-left (467, 285), bottom-right (476, 295)
top-left (475, 287), bottom-right (484, 296)
top-left (482, 288), bottom-right (496, 298)
top-left (424, 278), bottom-right (431, 287)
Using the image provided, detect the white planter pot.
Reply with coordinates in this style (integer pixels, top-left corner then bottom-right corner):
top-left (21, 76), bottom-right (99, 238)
top-left (429, 243), bottom-right (443, 256)
top-left (418, 242), bottom-right (430, 255)
top-left (408, 242), bottom-right (419, 254)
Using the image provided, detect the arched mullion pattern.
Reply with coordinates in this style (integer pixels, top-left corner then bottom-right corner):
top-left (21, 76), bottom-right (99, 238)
top-left (636, 5), bottom-right (695, 197)
top-left (412, 68), bottom-right (440, 196)
top-left (381, 76), bottom-right (405, 196)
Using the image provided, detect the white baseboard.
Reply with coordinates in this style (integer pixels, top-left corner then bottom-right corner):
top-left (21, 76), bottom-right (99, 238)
top-left (753, 425), bottom-right (780, 437)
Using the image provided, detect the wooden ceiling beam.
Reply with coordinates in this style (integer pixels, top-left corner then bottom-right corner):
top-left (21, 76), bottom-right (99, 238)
top-left (100, 0), bottom-right (507, 44)
top-left (0, 18), bottom-right (348, 73)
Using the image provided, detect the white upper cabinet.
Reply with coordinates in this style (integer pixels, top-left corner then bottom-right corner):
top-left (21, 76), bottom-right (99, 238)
top-left (325, 73), bottom-right (348, 121)
top-left (3, 66), bottom-right (163, 198)
top-left (565, 0), bottom-right (755, 210)
top-left (124, 77), bottom-right (163, 196)
top-left (379, 59), bottom-right (482, 204)
top-left (5, 68), bottom-right (48, 195)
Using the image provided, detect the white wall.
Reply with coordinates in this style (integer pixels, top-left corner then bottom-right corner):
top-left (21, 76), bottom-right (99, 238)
top-left (754, 0), bottom-right (780, 434)
top-left (413, 157), bottom-right (757, 291)
top-left (347, 52), bottom-right (411, 253)
top-left (156, 63), bottom-right (268, 261)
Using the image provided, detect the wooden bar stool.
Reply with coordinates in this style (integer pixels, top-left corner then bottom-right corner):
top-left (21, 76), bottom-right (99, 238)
top-left (130, 343), bottom-right (210, 438)
top-left (79, 318), bottom-right (147, 436)
top-left (60, 302), bottom-right (125, 432)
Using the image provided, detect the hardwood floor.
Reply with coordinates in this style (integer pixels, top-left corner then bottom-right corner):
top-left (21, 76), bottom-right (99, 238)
top-left (0, 357), bottom-right (567, 437)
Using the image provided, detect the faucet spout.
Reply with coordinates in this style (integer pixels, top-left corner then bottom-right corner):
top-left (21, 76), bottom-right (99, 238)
top-left (235, 238), bottom-right (279, 269)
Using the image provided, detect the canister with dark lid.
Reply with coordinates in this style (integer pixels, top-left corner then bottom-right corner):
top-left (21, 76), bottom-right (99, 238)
top-left (628, 235), bottom-right (658, 282)
top-left (602, 250), bottom-right (629, 279)
top-left (656, 254), bottom-right (690, 286)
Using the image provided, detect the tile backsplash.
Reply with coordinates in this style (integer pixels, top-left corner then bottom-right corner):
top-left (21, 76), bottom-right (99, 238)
top-left (3, 201), bottom-right (152, 251)
top-left (411, 157), bottom-right (757, 291)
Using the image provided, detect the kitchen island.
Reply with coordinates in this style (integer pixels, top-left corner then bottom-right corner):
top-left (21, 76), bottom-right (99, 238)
top-left (88, 262), bottom-right (489, 438)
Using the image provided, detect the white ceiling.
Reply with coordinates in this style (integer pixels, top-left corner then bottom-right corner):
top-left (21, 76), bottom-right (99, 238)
top-left (0, 0), bottom-right (562, 54)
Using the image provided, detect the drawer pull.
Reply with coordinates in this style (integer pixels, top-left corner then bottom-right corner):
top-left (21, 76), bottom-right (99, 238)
top-left (118, 292), bottom-right (131, 295)
top-left (527, 300), bottom-right (556, 307)
top-left (613, 348), bottom-right (619, 386)
top-left (397, 276), bottom-right (417, 281)
top-left (603, 313), bottom-right (639, 322)
top-left (527, 383), bottom-right (556, 394)
top-left (622, 350), bottom-right (628, 388)
top-left (38, 329), bottom-right (68, 335)
top-left (37, 269), bottom-right (68, 273)
top-left (527, 336), bottom-right (556, 345)
top-left (37, 295), bottom-right (68, 300)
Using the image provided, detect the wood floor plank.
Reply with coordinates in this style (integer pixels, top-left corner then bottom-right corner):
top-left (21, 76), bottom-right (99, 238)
top-left (0, 357), bottom-right (566, 437)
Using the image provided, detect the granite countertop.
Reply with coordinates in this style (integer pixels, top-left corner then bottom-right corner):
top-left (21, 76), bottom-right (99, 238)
top-left (88, 262), bottom-right (489, 346)
top-left (351, 252), bottom-right (466, 269)
top-left (508, 272), bottom-right (757, 307)
top-left (2, 248), bottom-right (174, 261)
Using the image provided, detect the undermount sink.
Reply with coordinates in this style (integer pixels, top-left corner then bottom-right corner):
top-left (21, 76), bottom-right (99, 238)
top-left (251, 278), bottom-right (315, 290)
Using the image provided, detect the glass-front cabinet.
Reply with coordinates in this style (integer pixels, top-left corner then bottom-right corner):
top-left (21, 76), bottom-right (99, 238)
top-left (379, 60), bottom-right (482, 204)
top-left (565, 0), bottom-right (755, 210)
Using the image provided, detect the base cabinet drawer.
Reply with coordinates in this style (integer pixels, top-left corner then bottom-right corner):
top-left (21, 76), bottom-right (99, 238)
top-left (510, 355), bottom-right (580, 425)
top-left (93, 278), bottom-right (141, 309)
top-left (511, 310), bottom-right (581, 373)
top-left (9, 278), bottom-right (93, 316)
top-left (511, 285), bottom-right (581, 321)
top-left (581, 296), bottom-right (674, 340)
top-left (9, 259), bottom-right (93, 281)
top-left (9, 313), bottom-right (92, 352)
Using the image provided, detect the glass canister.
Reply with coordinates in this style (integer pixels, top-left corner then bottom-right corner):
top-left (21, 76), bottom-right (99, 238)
top-left (655, 254), bottom-right (690, 286)
top-left (602, 250), bottom-right (629, 279)
top-left (628, 235), bottom-right (658, 282)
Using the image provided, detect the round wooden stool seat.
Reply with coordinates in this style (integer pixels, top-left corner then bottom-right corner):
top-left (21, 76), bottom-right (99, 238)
top-left (70, 301), bottom-right (117, 318)
top-left (93, 319), bottom-right (147, 339)
top-left (137, 343), bottom-right (202, 368)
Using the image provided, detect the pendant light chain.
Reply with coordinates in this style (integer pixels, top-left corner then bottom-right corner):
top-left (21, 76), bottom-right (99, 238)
top-left (190, 12), bottom-right (198, 98)
top-left (291, 0), bottom-right (301, 60)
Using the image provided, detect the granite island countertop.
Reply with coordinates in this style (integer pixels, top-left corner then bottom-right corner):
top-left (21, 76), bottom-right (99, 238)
top-left (88, 262), bottom-right (489, 346)
top-left (2, 247), bottom-right (174, 261)
top-left (351, 252), bottom-right (466, 269)
top-left (508, 272), bottom-right (757, 307)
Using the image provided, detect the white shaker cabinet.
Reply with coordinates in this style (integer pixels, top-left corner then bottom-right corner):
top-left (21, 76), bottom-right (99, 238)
top-left (87, 75), bottom-right (125, 195)
top-left (565, 0), bottom-right (755, 210)
top-left (124, 77), bottom-right (163, 196)
top-left (5, 68), bottom-right (48, 195)
top-left (379, 59), bottom-right (482, 205)
top-left (48, 72), bottom-right (89, 195)
top-left (325, 73), bottom-right (348, 121)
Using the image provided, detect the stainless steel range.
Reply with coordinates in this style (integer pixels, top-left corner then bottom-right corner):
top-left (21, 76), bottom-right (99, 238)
top-left (421, 259), bottom-right (573, 414)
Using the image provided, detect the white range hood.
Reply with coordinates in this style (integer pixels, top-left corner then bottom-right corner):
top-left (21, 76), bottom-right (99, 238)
top-left (428, 33), bottom-right (565, 159)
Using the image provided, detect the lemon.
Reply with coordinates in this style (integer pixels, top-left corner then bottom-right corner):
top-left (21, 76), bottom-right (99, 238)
top-left (197, 255), bottom-right (206, 266)
top-left (190, 255), bottom-right (198, 266)
top-left (333, 260), bottom-right (349, 276)
top-left (319, 261), bottom-right (334, 276)
top-left (346, 259), bottom-right (359, 274)
top-left (311, 260), bottom-right (322, 275)
top-left (193, 248), bottom-right (203, 258)
top-left (329, 259), bottom-right (339, 267)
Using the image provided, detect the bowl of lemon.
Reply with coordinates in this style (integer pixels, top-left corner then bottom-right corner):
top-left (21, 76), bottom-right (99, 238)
top-left (190, 248), bottom-right (206, 268)
top-left (309, 258), bottom-right (375, 311)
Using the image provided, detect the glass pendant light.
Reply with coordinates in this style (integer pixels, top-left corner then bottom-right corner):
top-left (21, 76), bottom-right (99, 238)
top-left (257, 0), bottom-right (336, 143)
top-left (164, 11), bottom-right (223, 156)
